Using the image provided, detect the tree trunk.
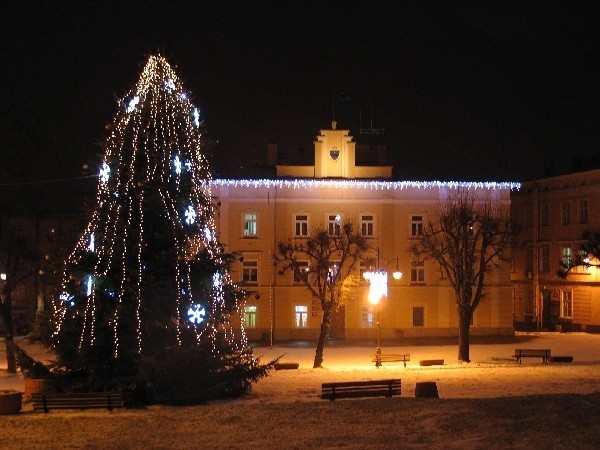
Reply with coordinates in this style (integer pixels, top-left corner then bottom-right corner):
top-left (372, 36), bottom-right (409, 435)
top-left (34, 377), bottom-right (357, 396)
top-left (313, 305), bottom-right (333, 368)
top-left (457, 304), bottom-right (471, 363)
top-left (1, 294), bottom-right (17, 373)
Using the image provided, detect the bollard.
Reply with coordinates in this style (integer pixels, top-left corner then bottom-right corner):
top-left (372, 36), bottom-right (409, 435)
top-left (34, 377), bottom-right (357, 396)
top-left (415, 382), bottom-right (439, 398)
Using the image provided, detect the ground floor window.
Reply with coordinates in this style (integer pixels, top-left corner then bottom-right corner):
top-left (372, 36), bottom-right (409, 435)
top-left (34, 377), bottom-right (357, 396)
top-left (560, 290), bottom-right (573, 318)
top-left (295, 305), bottom-right (308, 327)
top-left (412, 306), bottom-right (425, 327)
top-left (361, 305), bottom-right (375, 328)
top-left (244, 306), bottom-right (257, 328)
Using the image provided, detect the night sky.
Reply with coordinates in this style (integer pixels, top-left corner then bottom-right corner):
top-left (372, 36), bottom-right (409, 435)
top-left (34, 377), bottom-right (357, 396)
top-left (1, 1), bottom-right (599, 184)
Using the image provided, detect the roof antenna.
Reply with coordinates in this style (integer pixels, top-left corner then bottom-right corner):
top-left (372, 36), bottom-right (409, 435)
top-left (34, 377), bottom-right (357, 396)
top-left (331, 91), bottom-right (337, 129)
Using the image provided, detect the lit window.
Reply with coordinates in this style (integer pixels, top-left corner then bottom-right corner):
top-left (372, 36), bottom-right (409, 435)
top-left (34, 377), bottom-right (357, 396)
top-left (328, 214), bottom-right (342, 237)
top-left (244, 306), bottom-right (257, 328)
top-left (294, 215), bottom-right (308, 237)
top-left (560, 290), bottom-right (573, 318)
top-left (561, 202), bottom-right (571, 225)
top-left (412, 306), bottom-right (425, 327)
top-left (361, 215), bottom-right (374, 237)
top-left (410, 260), bottom-right (425, 284)
top-left (328, 262), bottom-right (340, 283)
top-left (361, 305), bottom-right (375, 328)
top-left (579, 199), bottom-right (588, 224)
top-left (295, 305), bottom-right (308, 328)
top-left (242, 260), bottom-right (258, 284)
top-left (411, 216), bottom-right (423, 237)
top-left (293, 261), bottom-right (309, 284)
top-left (243, 213), bottom-right (258, 237)
top-left (561, 247), bottom-right (572, 268)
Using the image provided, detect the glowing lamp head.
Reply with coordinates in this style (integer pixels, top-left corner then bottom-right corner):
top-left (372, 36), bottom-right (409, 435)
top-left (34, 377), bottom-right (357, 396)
top-left (368, 270), bottom-right (387, 304)
top-left (0, 273), bottom-right (6, 281)
top-left (392, 271), bottom-right (403, 280)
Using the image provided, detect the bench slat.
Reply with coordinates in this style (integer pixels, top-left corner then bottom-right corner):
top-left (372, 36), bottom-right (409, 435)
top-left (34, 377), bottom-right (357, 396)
top-left (321, 389), bottom-right (400, 400)
top-left (322, 379), bottom-right (399, 389)
top-left (514, 349), bottom-right (551, 363)
top-left (371, 353), bottom-right (410, 367)
top-left (321, 379), bottom-right (401, 401)
top-left (32, 392), bottom-right (124, 413)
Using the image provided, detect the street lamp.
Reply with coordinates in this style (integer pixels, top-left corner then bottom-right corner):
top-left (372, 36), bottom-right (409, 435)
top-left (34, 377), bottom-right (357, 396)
top-left (364, 262), bottom-right (402, 367)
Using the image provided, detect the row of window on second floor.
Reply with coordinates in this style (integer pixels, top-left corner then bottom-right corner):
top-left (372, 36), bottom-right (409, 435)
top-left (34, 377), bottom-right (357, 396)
top-left (522, 244), bottom-right (587, 274)
top-left (239, 258), bottom-right (427, 285)
top-left (521, 199), bottom-right (589, 228)
top-left (241, 213), bottom-right (425, 239)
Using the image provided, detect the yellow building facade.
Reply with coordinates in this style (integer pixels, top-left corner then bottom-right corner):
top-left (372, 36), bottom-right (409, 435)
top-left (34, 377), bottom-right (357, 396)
top-left (212, 123), bottom-right (517, 342)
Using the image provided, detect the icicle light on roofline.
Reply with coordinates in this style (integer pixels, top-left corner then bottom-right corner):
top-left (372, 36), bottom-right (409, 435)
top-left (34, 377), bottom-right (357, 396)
top-left (211, 179), bottom-right (522, 191)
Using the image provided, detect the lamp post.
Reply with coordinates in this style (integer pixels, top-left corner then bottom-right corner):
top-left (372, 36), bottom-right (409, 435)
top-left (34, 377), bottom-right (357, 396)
top-left (364, 254), bottom-right (402, 368)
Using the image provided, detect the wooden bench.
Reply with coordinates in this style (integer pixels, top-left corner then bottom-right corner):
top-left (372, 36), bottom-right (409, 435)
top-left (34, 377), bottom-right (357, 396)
top-left (514, 349), bottom-right (551, 364)
top-left (371, 353), bottom-right (410, 367)
top-left (321, 379), bottom-right (401, 401)
top-left (32, 392), bottom-right (125, 413)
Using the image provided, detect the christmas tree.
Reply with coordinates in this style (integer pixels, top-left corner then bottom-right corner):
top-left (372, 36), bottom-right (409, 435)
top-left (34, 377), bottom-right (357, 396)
top-left (50, 55), bottom-right (267, 400)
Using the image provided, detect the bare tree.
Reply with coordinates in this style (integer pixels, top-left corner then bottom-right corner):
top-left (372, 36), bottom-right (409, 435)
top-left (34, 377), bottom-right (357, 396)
top-left (274, 222), bottom-right (367, 368)
top-left (410, 189), bottom-right (518, 362)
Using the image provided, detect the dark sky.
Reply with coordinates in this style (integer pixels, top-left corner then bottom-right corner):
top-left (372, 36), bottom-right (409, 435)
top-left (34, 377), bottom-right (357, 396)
top-left (1, 1), bottom-right (599, 183)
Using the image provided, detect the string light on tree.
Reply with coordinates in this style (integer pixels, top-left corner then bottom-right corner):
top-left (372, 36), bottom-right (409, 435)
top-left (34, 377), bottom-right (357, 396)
top-left (52, 55), bottom-right (250, 363)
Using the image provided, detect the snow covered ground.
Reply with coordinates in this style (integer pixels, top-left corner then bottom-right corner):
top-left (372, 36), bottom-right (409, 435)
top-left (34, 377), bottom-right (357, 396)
top-left (2, 332), bottom-right (600, 402)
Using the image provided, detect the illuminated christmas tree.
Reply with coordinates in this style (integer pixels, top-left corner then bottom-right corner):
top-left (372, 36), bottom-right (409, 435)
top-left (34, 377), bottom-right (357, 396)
top-left (50, 55), bottom-right (265, 399)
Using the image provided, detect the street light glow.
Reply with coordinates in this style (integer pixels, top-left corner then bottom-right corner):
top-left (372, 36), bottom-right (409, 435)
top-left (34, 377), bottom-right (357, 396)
top-left (368, 270), bottom-right (387, 304)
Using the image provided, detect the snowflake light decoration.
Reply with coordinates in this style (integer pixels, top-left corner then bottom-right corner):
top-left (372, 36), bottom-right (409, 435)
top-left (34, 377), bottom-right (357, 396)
top-left (164, 79), bottom-right (176, 91)
top-left (86, 275), bottom-right (93, 296)
top-left (99, 163), bottom-right (111, 183)
top-left (126, 95), bottom-right (140, 113)
top-left (59, 292), bottom-right (75, 307)
top-left (184, 205), bottom-right (196, 225)
top-left (173, 155), bottom-right (182, 175)
top-left (192, 108), bottom-right (200, 127)
top-left (187, 304), bottom-right (206, 325)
